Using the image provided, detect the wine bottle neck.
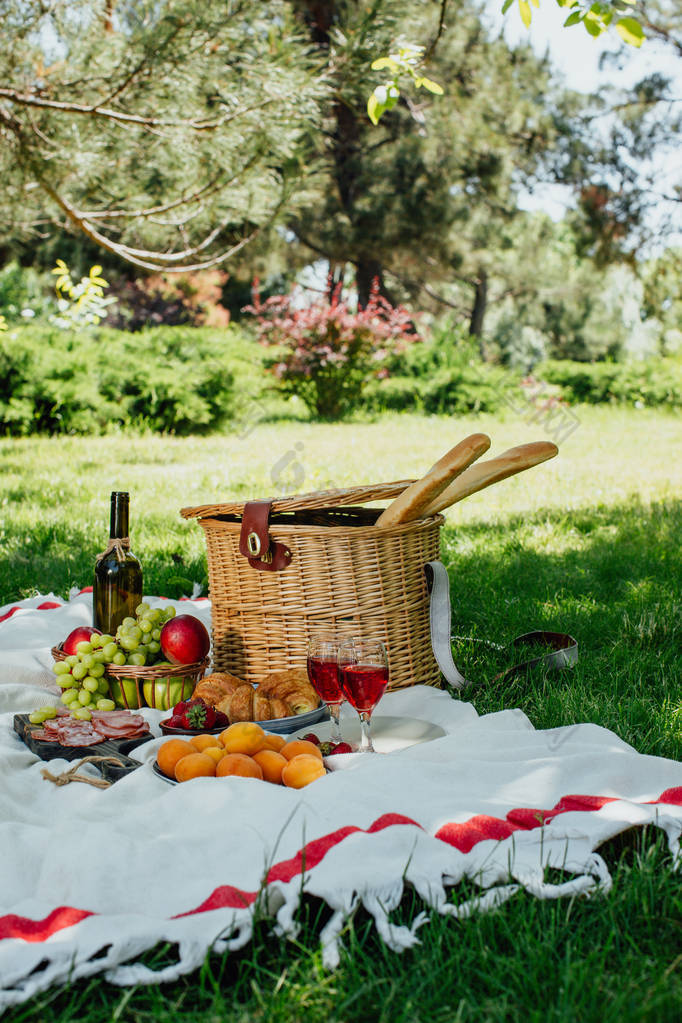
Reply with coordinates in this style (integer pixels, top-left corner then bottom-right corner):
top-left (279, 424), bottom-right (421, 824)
top-left (110, 493), bottom-right (130, 540)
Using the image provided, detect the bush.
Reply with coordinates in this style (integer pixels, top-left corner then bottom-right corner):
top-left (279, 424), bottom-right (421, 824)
top-left (243, 279), bottom-right (417, 419)
top-left (364, 318), bottom-right (517, 415)
top-left (0, 324), bottom-right (260, 436)
top-left (537, 358), bottom-right (682, 409)
top-left (0, 261), bottom-right (53, 323)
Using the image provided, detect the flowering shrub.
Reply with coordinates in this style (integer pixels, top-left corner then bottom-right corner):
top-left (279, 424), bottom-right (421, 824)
top-left (243, 278), bottom-right (418, 419)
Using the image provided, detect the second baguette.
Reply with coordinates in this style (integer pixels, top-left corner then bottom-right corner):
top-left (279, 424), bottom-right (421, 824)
top-left (374, 433), bottom-right (491, 528)
top-left (421, 440), bottom-right (559, 516)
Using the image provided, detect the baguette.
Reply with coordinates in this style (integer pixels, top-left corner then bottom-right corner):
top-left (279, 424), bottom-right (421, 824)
top-left (422, 441), bottom-right (559, 516)
top-left (374, 433), bottom-right (491, 528)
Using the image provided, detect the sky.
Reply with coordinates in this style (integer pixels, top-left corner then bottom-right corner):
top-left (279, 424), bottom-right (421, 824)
top-left (482, 0), bottom-right (682, 241)
top-left (483, 0), bottom-right (679, 93)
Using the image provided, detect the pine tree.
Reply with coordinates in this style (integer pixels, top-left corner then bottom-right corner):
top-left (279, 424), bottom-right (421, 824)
top-left (0, 1), bottom-right (323, 270)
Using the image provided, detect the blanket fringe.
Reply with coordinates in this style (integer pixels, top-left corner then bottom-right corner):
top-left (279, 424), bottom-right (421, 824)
top-left (3, 818), bottom-right (681, 1008)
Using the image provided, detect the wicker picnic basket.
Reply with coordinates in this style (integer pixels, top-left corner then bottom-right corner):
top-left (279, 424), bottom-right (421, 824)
top-left (181, 481), bottom-right (444, 692)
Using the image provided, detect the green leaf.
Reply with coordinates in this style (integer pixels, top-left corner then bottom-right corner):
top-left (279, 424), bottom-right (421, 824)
top-left (518, 0), bottom-right (532, 28)
top-left (583, 11), bottom-right (604, 35)
top-left (530, 0), bottom-right (540, 8)
top-left (502, 0), bottom-right (514, 12)
top-left (371, 57), bottom-right (396, 71)
top-left (416, 76), bottom-right (444, 95)
top-left (616, 16), bottom-right (645, 46)
top-left (367, 92), bottom-right (383, 125)
top-left (563, 11), bottom-right (583, 26)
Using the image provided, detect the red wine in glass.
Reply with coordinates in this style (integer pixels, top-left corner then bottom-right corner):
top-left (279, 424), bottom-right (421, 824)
top-left (307, 656), bottom-right (344, 705)
top-left (338, 638), bottom-right (389, 752)
top-left (340, 664), bottom-right (388, 713)
top-left (307, 637), bottom-right (344, 743)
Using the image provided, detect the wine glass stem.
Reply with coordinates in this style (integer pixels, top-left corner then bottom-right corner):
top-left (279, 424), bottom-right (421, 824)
top-left (327, 703), bottom-right (343, 744)
top-left (358, 711), bottom-right (375, 753)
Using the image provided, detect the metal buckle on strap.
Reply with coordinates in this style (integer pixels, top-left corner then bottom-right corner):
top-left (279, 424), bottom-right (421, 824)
top-left (247, 532), bottom-right (262, 557)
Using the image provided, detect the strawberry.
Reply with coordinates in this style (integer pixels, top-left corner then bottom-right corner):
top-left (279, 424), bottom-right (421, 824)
top-left (173, 699), bottom-right (191, 716)
top-left (214, 710), bottom-right (229, 728)
top-left (166, 714), bottom-right (184, 728)
top-left (203, 705), bottom-right (217, 729)
top-left (180, 702), bottom-right (210, 730)
top-left (330, 742), bottom-right (353, 755)
top-left (318, 741), bottom-right (334, 756)
top-left (302, 732), bottom-right (320, 745)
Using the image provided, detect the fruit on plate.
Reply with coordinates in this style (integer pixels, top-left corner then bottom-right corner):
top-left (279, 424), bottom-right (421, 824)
top-left (160, 614), bottom-right (210, 666)
top-left (161, 697), bottom-right (229, 732)
top-left (62, 626), bottom-right (102, 656)
top-left (157, 738), bottom-right (195, 778)
top-left (155, 727), bottom-right (328, 786)
top-left (281, 755), bottom-right (326, 788)
top-left (141, 664), bottom-right (195, 711)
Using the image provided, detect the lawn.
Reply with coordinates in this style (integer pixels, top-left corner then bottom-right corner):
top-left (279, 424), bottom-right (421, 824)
top-left (1, 405), bottom-right (681, 1022)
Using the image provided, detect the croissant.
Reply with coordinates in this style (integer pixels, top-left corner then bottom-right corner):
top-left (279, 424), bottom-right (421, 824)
top-left (192, 668), bottom-right (318, 723)
top-left (208, 683), bottom-right (296, 724)
top-left (193, 672), bottom-right (244, 707)
top-left (257, 668), bottom-right (319, 714)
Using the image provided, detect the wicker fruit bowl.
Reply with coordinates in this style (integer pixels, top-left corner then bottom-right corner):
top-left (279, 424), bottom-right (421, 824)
top-left (51, 644), bottom-right (208, 711)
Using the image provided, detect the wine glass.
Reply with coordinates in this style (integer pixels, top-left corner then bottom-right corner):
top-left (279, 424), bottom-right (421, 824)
top-left (337, 638), bottom-right (389, 753)
top-left (306, 635), bottom-right (345, 744)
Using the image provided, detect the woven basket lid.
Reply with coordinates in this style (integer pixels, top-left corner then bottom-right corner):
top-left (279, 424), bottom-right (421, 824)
top-left (181, 480), bottom-right (415, 520)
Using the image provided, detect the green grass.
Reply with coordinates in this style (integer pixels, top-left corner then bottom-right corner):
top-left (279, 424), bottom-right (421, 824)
top-left (1, 406), bottom-right (681, 1022)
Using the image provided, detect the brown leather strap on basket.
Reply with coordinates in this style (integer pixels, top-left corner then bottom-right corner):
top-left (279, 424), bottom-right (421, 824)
top-left (239, 500), bottom-right (292, 572)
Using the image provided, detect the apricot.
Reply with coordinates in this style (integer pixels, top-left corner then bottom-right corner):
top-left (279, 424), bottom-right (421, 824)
top-left (281, 754), bottom-right (326, 789)
top-left (216, 753), bottom-right (264, 780)
top-left (252, 749), bottom-right (287, 785)
top-left (156, 738), bottom-right (195, 779)
top-left (174, 752), bottom-right (217, 783)
top-left (260, 733), bottom-right (287, 753)
top-left (219, 721), bottom-right (266, 756)
top-left (203, 746), bottom-right (228, 765)
top-left (281, 739), bottom-right (324, 763)
top-left (190, 733), bottom-right (223, 753)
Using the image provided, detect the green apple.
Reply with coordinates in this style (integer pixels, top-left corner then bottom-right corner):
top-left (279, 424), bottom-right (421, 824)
top-left (142, 663), bottom-right (195, 711)
top-left (108, 676), bottom-right (142, 709)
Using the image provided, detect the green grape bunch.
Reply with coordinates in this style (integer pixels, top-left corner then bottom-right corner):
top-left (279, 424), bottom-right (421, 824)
top-left (52, 603), bottom-right (177, 718)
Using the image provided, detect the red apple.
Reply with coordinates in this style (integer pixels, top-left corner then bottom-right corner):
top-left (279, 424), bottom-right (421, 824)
top-left (159, 614), bottom-right (210, 666)
top-left (62, 626), bottom-right (102, 655)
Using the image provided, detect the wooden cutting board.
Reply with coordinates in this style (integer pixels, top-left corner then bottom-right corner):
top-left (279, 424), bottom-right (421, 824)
top-left (13, 715), bottom-right (152, 783)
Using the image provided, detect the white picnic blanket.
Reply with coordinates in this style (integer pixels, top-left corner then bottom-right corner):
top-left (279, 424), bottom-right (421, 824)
top-left (1, 592), bottom-right (681, 1012)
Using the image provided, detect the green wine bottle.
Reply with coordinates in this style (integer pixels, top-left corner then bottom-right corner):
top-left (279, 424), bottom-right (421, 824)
top-left (93, 491), bottom-right (143, 634)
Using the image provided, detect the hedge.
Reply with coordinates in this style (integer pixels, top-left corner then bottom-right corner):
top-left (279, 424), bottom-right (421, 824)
top-left (0, 324), bottom-right (262, 435)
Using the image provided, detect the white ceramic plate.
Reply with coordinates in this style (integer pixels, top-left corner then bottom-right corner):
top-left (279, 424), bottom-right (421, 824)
top-left (292, 715), bottom-right (446, 755)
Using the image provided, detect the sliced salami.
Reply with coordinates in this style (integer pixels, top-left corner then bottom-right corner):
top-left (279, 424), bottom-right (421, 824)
top-left (90, 711), bottom-right (149, 740)
top-left (60, 725), bottom-right (103, 747)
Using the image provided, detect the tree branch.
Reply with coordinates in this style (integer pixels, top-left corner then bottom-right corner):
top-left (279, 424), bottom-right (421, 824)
top-left (0, 102), bottom-right (272, 271)
top-left (0, 87), bottom-right (275, 132)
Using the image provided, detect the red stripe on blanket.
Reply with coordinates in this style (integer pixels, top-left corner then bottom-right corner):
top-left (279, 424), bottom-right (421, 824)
top-left (0, 906), bottom-right (93, 942)
top-left (0, 601), bottom-right (61, 624)
top-left (436, 794), bottom-right (627, 853)
top-left (3, 793), bottom-right (681, 942)
top-left (265, 813), bottom-right (421, 885)
top-left (173, 885), bottom-right (257, 916)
